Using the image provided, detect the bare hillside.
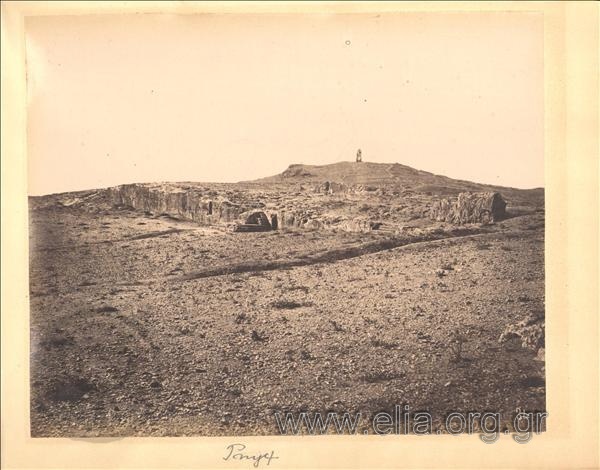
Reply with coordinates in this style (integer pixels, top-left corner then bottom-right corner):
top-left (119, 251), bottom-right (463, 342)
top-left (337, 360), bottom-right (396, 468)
top-left (252, 161), bottom-right (544, 206)
top-left (29, 161), bottom-right (545, 437)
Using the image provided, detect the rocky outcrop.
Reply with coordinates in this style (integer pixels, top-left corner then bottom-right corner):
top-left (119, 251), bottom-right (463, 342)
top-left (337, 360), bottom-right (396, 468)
top-left (109, 184), bottom-right (246, 224)
top-left (313, 181), bottom-right (348, 195)
top-left (109, 183), bottom-right (401, 233)
top-left (430, 192), bottom-right (507, 225)
top-left (109, 184), bottom-right (331, 231)
top-left (499, 311), bottom-right (545, 357)
top-left (281, 164), bottom-right (314, 178)
top-left (337, 218), bottom-right (375, 232)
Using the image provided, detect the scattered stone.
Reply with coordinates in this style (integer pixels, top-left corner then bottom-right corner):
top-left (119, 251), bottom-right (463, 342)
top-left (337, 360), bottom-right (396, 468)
top-left (499, 312), bottom-right (545, 354)
top-left (535, 348), bottom-right (545, 362)
top-left (251, 330), bottom-right (266, 342)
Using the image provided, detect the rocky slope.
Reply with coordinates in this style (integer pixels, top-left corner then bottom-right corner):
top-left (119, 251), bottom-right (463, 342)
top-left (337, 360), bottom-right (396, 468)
top-left (253, 161), bottom-right (544, 205)
top-left (28, 160), bottom-right (545, 437)
top-left (57, 161), bottom-right (544, 235)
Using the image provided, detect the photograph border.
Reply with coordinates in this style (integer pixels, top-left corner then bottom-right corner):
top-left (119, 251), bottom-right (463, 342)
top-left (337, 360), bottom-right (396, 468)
top-left (2, 1), bottom-right (598, 468)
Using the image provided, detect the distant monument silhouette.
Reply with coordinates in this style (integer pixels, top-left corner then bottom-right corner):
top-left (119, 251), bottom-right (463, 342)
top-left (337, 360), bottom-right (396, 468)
top-left (356, 149), bottom-right (362, 163)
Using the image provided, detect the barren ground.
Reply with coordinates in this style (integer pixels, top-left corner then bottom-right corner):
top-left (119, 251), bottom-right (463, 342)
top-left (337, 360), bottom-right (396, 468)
top-left (29, 201), bottom-right (545, 436)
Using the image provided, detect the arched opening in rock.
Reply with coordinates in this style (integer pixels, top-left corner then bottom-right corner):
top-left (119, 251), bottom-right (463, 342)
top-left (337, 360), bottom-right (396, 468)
top-left (245, 211), bottom-right (271, 228)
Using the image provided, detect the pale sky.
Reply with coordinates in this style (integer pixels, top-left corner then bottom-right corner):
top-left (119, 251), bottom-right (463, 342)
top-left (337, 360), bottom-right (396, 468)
top-left (26, 13), bottom-right (544, 196)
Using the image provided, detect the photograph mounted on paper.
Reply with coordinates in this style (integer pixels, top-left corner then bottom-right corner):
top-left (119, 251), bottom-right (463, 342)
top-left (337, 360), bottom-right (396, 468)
top-left (26, 12), bottom-right (545, 437)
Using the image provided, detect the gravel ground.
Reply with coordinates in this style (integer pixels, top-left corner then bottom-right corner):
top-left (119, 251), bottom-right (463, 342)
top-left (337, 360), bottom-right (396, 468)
top-left (29, 204), bottom-right (545, 436)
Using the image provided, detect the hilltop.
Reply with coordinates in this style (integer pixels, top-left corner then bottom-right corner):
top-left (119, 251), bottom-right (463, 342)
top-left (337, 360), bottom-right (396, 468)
top-left (30, 159), bottom-right (544, 238)
top-left (251, 161), bottom-right (544, 206)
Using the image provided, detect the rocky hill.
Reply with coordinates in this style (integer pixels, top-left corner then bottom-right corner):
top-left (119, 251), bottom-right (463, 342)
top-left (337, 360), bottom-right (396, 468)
top-left (29, 160), bottom-right (546, 437)
top-left (31, 160), bottom-right (544, 234)
top-left (251, 161), bottom-right (544, 205)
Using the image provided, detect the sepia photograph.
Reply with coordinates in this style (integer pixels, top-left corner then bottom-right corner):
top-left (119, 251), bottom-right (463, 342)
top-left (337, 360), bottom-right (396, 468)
top-left (3, 2), bottom-right (600, 468)
top-left (24, 11), bottom-right (549, 439)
